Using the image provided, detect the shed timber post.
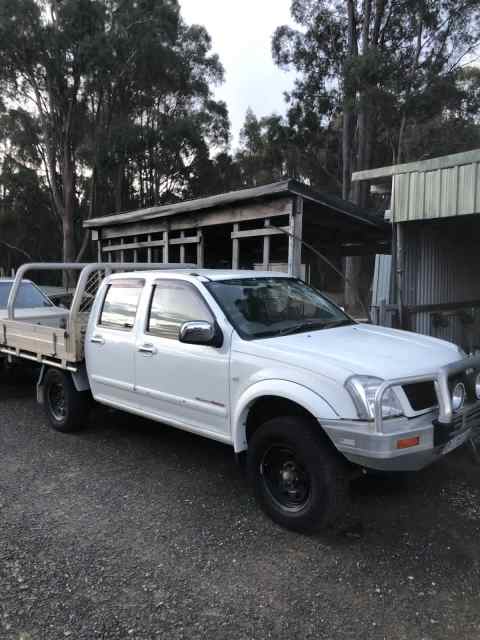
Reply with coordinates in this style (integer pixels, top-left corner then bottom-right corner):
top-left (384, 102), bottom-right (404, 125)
top-left (263, 219), bottom-right (271, 269)
top-left (179, 231), bottom-right (185, 264)
top-left (232, 224), bottom-right (239, 269)
top-left (197, 230), bottom-right (204, 267)
top-left (288, 196), bottom-right (303, 277)
top-left (163, 230), bottom-right (169, 263)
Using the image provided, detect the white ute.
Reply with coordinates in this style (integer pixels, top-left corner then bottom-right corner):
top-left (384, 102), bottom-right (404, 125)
top-left (0, 278), bottom-right (68, 326)
top-left (2, 263), bottom-right (480, 532)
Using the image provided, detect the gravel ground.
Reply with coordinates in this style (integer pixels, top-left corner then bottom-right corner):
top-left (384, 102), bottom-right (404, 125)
top-left (1, 373), bottom-right (480, 640)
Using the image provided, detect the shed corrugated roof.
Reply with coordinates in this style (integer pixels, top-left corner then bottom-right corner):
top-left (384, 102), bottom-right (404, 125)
top-left (352, 148), bottom-right (480, 223)
top-left (84, 179), bottom-right (385, 230)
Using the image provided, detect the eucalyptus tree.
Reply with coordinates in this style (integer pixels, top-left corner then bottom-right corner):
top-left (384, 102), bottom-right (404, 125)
top-left (235, 107), bottom-right (341, 191)
top-left (273, 0), bottom-right (480, 201)
top-left (0, 0), bottom-right (228, 263)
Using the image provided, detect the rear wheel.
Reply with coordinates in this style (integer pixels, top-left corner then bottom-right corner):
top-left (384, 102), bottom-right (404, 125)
top-left (44, 368), bottom-right (90, 433)
top-left (247, 416), bottom-right (349, 532)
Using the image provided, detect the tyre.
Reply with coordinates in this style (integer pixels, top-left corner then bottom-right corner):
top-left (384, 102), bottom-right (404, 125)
top-left (43, 368), bottom-right (90, 433)
top-left (247, 416), bottom-right (349, 532)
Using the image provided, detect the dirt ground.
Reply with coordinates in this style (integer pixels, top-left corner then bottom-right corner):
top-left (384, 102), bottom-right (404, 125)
top-left (1, 374), bottom-right (480, 640)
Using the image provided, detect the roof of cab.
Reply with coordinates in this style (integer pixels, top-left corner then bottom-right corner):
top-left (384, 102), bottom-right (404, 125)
top-left (108, 269), bottom-right (292, 282)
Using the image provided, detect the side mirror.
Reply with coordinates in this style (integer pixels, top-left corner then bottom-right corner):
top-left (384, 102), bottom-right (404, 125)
top-left (179, 321), bottom-right (223, 347)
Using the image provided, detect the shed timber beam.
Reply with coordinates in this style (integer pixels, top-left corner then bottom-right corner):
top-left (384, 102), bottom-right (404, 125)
top-left (102, 233), bottom-right (202, 254)
top-left (352, 149), bottom-right (480, 182)
top-left (230, 226), bottom-right (289, 239)
top-left (102, 239), bottom-right (166, 252)
top-left (168, 235), bottom-right (201, 246)
top-left (97, 197), bottom-right (293, 241)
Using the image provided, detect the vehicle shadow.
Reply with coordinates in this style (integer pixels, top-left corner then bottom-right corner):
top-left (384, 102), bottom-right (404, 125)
top-left (83, 402), bottom-right (480, 548)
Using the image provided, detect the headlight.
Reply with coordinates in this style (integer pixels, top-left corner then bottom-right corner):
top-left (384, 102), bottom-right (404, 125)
top-left (451, 382), bottom-right (466, 412)
top-left (345, 376), bottom-right (403, 420)
top-left (475, 373), bottom-right (480, 400)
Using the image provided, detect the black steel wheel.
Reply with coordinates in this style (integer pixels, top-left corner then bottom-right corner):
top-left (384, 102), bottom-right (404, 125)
top-left (261, 445), bottom-right (312, 512)
top-left (43, 368), bottom-right (90, 433)
top-left (247, 416), bottom-right (349, 532)
top-left (47, 378), bottom-right (67, 422)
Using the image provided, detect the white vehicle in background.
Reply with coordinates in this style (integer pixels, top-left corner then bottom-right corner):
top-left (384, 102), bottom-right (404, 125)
top-left (1, 263), bottom-right (480, 532)
top-left (0, 278), bottom-right (69, 327)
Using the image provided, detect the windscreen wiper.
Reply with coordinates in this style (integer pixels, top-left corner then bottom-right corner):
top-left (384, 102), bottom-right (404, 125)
top-left (322, 319), bottom-right (354, 329)
top-left (278, 320), bottom-right (326, 336)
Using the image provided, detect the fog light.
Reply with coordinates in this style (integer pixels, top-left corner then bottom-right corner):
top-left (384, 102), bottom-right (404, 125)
top-left (452, 382), bottom-right (466, 412)
top-left (475, 373), bottom-right (480, 400)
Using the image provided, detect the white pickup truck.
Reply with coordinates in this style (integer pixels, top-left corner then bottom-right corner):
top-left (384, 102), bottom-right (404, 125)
top-left (0, 278), bottom-right (69, 326)
top-left (2, 263), bottom-right (480, 532)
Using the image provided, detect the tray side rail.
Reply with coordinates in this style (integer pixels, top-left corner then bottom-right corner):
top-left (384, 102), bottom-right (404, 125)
top-left (5, 262), bottom-right (195, 365)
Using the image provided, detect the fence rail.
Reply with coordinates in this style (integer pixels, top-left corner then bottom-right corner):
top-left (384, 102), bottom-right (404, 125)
top-left (0, 267), bottom-right (16, 278)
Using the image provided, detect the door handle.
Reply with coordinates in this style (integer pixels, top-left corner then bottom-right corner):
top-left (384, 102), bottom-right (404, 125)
top-left (90, 335), bottom-right (105, 345)
top-left (138, 343), bottom-right (157, 355)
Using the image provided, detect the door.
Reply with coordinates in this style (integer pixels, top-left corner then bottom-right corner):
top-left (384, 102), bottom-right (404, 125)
top-left (134, 279), bottom-right (230, 438)
top-left (85, 278), bottom-right (144, 407)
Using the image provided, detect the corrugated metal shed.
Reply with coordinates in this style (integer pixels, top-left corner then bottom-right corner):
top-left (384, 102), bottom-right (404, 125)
top-left (402, 219), bottom-right (480, 348)
top-left (353, 149), bottom-right (480, 222)
top-left (371, 254), bottom-right (392, 306)
top-left (353, 149), bottom-right (480, 349)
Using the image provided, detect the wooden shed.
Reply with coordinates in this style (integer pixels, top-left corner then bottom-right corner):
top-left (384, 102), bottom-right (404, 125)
top-left (353, 149), bottom-right (480, 350)
top-left (84, 179), bottom-right (389, 301)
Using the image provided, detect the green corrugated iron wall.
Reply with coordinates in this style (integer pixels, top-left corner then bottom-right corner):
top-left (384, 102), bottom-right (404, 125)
top-left (392, 150), bottom-right (480, 222)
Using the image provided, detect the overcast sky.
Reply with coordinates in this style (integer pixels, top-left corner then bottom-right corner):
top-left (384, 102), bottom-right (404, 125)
top-left (179, 0), bottom-right (297, 149)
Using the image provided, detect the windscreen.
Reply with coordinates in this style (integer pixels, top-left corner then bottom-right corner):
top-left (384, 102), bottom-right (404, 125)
top-left (0, 282), bottom-right (53, 309)
top-left (206, 277), bottom-right (353, 339)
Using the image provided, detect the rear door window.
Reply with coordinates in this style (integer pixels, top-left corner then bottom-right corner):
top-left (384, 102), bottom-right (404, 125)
top-left (99, 279), bottom-right (144, 330)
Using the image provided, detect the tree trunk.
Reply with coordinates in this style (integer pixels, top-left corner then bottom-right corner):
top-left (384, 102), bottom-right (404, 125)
top-left (76, 167), bottom-right (97, 262)
top-left (343, 0), bottom-right (363, 314)
top-left (61, 143), bottom-right (77, 286)
top-left (342, 0), bottom-right (358, 202)
top-left (114, 163), bottom-right (124, 212)
top-left (342, 110), bottom-right (353, 200)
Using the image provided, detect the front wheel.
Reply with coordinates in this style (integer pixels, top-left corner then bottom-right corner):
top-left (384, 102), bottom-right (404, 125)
top-left (43, 368), bottom-right (90, 433)
top-left (247, 416), bottom-right (349, 532)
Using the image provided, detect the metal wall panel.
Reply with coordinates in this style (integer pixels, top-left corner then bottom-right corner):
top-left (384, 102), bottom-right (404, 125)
top-left (371, 254), bottom-right (392, 306)
top-left (392, 157), bottom-right (480, 223)
top-left (458, 163), bottom-right (476, 215)
top-left (394, 173), bottom-right (410, 221)
top-left (424, 170), bottom-right (441, 218)
top-left (440, 166), bottom-right (457, 217)
top-left (402, 220), bottom-right (480, 347)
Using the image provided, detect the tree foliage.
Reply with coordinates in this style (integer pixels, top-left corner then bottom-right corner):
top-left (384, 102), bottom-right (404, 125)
top-left (1, 0), bottom-right (480, 271)
top-left (0, 0), bottom-right (229, 264)
top-left (271, 0), bottom-right (480, 200)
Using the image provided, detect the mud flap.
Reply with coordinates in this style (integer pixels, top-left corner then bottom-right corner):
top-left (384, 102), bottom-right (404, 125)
top-left (36, 364), bottom-right (46, 404)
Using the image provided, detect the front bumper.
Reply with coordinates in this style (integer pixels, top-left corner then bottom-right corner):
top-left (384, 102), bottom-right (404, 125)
top-left (322, 355), bottom-right (480, 471)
